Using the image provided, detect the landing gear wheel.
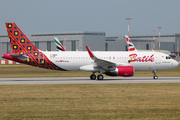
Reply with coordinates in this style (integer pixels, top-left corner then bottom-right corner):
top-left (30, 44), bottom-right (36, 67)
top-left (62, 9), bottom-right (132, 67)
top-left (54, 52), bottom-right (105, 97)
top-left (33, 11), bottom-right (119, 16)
top-left (97, 74), bottom-right (104, 80)
top-left (153, 70), bottom-right (158, 79)
top-left (153, 76), bottom-right (158, 79)
top-left (90, 74), bottom-right (96, 80)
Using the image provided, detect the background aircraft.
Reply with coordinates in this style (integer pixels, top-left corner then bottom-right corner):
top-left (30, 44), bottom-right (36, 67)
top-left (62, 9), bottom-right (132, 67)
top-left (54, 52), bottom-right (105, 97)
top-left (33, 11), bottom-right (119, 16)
top-left (54, 37), bottom-right (66, 51)
top-left (2, 22), bottom-right (179, 80)
top-left (125, 35), bottom-right (172, 55)
top-left (125, 35), bottom-right (177, 59)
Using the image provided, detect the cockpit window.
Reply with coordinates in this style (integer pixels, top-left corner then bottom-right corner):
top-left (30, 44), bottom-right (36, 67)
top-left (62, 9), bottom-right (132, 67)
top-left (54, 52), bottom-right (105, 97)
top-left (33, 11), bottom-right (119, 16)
top-left (166, 56), bottom-right (171, 59)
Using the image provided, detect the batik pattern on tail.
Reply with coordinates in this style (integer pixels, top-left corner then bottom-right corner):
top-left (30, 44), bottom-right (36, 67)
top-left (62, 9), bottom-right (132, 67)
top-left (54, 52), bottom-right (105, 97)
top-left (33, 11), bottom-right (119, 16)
top-left (5, 22), bottom-right (58, 70)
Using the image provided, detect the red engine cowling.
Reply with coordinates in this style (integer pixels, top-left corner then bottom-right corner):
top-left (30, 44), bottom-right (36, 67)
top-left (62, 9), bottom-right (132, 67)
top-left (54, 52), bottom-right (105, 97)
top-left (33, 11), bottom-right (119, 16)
top-left (105, 66), bottom-right (134, 77)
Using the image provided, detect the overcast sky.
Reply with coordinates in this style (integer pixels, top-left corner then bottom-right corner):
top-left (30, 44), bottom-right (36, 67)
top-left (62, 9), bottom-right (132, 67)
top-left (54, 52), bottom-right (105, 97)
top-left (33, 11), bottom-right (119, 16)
top-left (0, 0), bottom-right (180, 36)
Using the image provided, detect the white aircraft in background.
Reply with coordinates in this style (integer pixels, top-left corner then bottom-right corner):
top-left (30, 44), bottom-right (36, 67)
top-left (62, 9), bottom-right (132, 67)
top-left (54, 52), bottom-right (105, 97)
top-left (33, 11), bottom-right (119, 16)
top-left (54, 37), bottom-right (66, 51)
top-left (125, 35), bottom-right (172, 54)
top-left (125, 35), bottom-right (177, 59)
top-left (125, 35), bottom-right (138, 51)
top-left (2, 22), bottom-right (179, 80)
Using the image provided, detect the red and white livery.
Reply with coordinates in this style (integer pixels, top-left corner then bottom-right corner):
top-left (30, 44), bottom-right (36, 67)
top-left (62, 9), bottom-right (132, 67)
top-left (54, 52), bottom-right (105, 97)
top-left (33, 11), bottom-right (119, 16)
top-left (2, 22), bottom-right (179, 80)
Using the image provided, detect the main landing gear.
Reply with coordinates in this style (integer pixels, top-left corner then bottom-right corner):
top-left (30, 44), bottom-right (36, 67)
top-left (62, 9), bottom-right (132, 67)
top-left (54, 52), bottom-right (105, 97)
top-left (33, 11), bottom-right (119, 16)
top-left (90, 74), bottom-right (96, 80)
top-left (90, 74), bottom-right (104, 80)
top-left (153, 70), bottom-right (158, 79)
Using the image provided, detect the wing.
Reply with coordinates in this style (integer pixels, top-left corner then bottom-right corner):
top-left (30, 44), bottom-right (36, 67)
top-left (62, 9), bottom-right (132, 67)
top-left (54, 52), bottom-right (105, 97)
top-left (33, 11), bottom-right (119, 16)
top-left (86, 46), bottom-right (130, 71)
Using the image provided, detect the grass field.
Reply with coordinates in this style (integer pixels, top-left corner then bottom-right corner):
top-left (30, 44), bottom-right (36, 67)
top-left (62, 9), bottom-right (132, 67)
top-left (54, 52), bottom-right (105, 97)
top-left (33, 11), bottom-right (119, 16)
top-left (0, 84), bottom-right (180, 119)
top-left (0, 64), bottom-right (180, 119)
top-left (0, 64), bottom-right (180, 78)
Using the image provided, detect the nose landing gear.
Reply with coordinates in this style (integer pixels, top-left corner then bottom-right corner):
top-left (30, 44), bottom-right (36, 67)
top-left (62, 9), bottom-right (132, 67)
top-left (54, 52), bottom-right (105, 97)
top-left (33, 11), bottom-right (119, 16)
top-left (153, 70), bottom-right (158, 79)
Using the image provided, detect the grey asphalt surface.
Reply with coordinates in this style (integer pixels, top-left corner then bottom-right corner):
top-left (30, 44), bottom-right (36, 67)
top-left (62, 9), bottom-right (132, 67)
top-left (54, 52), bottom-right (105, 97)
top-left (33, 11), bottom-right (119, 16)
top-left (0, 77), bottom-right (180, 85)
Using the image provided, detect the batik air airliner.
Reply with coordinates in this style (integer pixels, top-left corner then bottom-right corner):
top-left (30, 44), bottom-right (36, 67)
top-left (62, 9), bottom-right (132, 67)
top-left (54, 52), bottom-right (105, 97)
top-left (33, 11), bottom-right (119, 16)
top-left (2, 22), bottom-right (179, 80)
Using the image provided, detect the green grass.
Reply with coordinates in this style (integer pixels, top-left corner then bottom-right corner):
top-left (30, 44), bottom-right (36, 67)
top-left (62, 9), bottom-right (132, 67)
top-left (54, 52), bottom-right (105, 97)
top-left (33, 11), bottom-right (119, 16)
top-left (0, 84), bottom-right (180, 119)
top-left (0, 64), bottom-right (179, 78)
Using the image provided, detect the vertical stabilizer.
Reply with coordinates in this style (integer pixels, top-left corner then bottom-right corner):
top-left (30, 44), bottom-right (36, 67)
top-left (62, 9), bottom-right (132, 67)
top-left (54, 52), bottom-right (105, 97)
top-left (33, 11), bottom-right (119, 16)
top-left (4, 22), bottom-right (60, 70)
top-left (54, 37), bottom-right (66, 51)
top-left (125, 35), bottom-right (138, 51)
top-left (6, 22), bottom-right (38, 53)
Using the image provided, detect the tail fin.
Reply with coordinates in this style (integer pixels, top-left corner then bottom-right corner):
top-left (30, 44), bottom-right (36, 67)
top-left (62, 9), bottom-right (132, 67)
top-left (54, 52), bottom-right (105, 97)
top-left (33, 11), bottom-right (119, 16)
top-left (125, 35), bottom-right (138, 51)
top-left (4, 22), bottom-right (60, 70)
top-left (6, 22), bottom-right (38, 53)
top-left (54, 37), bottom-right (66, 51)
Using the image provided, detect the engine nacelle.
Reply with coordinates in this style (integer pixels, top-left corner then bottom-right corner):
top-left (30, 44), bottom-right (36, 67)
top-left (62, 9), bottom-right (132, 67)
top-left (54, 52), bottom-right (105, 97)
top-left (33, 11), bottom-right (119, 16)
top-left (105, 66), bottom-right (134, 77)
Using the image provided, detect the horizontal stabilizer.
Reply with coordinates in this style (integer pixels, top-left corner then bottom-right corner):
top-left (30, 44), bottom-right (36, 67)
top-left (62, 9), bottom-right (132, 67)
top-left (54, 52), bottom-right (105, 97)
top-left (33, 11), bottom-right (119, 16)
top-left (10, 54), bottom-right (29, 60)
top-left (2, 53), bottom-right (29, 61)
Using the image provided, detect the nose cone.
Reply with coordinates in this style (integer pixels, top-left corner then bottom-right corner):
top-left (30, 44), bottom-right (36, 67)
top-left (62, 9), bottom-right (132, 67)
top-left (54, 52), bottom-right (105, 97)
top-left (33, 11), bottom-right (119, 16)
top-left (173, 60), bottom-right (179, 68)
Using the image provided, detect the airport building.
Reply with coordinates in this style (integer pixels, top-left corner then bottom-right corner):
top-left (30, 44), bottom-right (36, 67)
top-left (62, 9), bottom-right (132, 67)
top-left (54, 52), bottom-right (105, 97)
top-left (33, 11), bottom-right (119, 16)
top-left (0, 31), bottom-right (179, 60)
top-left (106, 34), bottom-right (179, 53)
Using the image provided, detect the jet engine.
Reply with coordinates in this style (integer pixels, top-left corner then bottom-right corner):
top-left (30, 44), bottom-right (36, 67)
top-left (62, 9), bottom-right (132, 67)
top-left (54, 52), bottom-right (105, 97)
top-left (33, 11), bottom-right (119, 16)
top-left (105, 66), bottom-right (134, 77)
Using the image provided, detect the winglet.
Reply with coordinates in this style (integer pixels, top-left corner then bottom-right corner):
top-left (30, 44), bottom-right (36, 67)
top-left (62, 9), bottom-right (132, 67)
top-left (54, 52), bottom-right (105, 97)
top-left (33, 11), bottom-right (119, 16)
top-left (85, 46), bottom-right (96, 59)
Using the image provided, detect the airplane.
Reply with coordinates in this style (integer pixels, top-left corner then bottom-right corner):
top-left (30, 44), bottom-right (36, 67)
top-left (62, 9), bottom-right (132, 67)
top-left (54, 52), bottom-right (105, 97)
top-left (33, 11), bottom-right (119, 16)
top-left (2, 22), bottom-right (179, 80)
top-left (125, 35), bottom-right (172, 55)
top-left (54, 37), bottom-right (66, 51)
top-left (54, 37), bottom-right (80, 51)
top-left (125, 35), bottom-right (178, 59)
top-left (125, 35), bottom-right (138, 51)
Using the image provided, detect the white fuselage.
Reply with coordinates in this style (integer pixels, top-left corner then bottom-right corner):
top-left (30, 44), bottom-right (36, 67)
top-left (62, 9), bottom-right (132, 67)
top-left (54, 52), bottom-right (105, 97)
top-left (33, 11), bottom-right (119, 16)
top-left (42, 51), bottom-right (179, 71)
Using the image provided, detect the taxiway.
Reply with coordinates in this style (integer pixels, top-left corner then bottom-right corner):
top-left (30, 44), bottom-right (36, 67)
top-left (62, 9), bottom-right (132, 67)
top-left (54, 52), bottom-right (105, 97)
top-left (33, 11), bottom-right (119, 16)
top-left (0, 77), bottom-right (180, 85)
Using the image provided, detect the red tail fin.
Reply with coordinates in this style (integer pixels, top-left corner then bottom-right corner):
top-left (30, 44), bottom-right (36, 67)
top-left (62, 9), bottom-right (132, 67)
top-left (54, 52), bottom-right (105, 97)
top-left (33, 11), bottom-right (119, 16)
top-left (6, 22), bottom-right (39, 53)
top-left (4, 22), bottom-right (59, 70)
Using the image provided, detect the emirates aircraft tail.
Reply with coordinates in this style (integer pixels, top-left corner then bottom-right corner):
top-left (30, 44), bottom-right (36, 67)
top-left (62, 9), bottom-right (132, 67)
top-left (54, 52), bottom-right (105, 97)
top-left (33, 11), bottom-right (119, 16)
top-left (3, 22), bottom-right (58, 70)
top-left (54, 37), bottom-right (66, 51)
top-left (125, 35), bottom-right (138, 51)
